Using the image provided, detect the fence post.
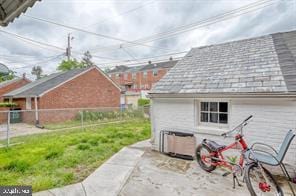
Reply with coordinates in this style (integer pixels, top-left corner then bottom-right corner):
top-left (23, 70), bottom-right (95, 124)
top-left (6, 110), bottom-right (10, 147)
top-left (80, 111), bottom-right (84, 131)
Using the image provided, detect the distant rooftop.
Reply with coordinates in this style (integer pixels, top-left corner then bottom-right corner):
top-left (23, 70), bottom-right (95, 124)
top-left (107, 59), bottom-right (178, 74)
top-left (4, 67), bottom-right (91, 98)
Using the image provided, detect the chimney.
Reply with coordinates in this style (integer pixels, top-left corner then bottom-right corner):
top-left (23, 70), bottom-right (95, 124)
top-left (169, 56), bottom-right (173, 61)
top-left (22, 73), bottom-right (26, 79)
top-left (148, 60), bottom-right (152, 64)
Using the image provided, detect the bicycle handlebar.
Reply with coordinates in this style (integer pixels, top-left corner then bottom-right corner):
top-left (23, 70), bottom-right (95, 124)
top-left (244, 115), bottom-right (253, 123)
top-left (221, 115), bottom-right (253, 137)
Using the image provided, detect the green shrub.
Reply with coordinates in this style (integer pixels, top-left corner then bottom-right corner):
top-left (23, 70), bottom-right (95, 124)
top-left (77, 144), bottom-right (90, 150)
top-left (0, 102), bottom-right (18, 108)
top-left (138, 99), bottom-right (150, 106)
top-left (5, 160), bottom-right (30, 172)
top-left (76, 109), bottom-right (144, 122)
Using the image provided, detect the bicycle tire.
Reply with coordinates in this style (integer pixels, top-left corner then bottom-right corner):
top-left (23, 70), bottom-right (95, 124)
top-left (245, 163), bottom-right (283, 196)
top-left (195, 144), bottom-right (217, 172)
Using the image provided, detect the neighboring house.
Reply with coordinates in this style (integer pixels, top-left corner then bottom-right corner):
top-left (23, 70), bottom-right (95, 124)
top-left (108, 58), bottom-right (178, 108)
top-left (0, 0), bottom-right (40, 27)
top-left (108, 58), bottom-right (178, 91)
top-left (149, 30), bottom-right (296, 168)
top-left (3, 66), bottom-right (122, 124)
top-left (0, 74), bottom-right (31, 101)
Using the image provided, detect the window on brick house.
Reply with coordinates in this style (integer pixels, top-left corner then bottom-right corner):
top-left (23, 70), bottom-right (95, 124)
top-left (153, 69), bottom-right (158, 76)
top-left (200, 102), bottom-right (228, 124)
top-left (132, 73), bottom-right (136, 80)
top-left (116, 73), bottom-right (121, 78)
top-left (143, 71), bottom-right (147, 78)
top-left (124, 73), bottom-right (128, 80)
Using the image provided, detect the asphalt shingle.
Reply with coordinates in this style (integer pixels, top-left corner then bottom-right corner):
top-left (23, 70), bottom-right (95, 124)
top-left (4, 67), bottom-right (91, 98)
top-left (151, 30), bottom-right (296, 94)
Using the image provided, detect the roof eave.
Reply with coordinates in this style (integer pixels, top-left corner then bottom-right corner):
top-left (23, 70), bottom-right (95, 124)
top-left (148, 92), bottom-right (296, 98)
top-left (0, 0), bottom-right (40, 27)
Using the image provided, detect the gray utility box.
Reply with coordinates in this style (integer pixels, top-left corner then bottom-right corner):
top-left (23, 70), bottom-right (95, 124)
top-left (159, 130), bottom-right (196, 160)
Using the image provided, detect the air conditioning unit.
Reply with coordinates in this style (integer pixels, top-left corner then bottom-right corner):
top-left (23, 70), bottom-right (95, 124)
top-left (159, 130), bottom-right (196, 160)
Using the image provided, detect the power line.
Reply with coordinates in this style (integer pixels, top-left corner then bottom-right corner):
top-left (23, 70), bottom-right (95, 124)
top-left (90, 0), bottom-right (276, 52)
top-left (3, 54), bottom-right (65, 64)
top-left (13, 54), bottom-right (65, 70)
top-left (0, 30), bottom-right (124, 61)
top-left (91, 50), bottom-right (188, 66)
top-left (135, 0), bottom-right (277, 44)
top-left (23, 14), bottom-right (175, 51)
top-left (69, 0), bottom-right (155, 34)
top-left (0, 29), bottom-right (65, 52)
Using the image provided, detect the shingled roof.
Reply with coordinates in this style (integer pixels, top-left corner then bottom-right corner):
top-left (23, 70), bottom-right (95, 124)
top-left (107, 59), bottom-right (178, 74)
top-left (0, 0), bottom-right (40, 27)
top-left (151, 30), bottom-right (296, 96)
top-left (5, 67), bottom-right (93, 98)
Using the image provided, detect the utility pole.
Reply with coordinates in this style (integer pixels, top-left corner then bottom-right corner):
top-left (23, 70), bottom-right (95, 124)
top-left (66, 33), bottom-right (73, 61)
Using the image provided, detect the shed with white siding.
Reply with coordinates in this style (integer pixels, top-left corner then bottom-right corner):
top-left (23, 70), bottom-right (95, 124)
top-left (149, 30), bottom-right (296, 170)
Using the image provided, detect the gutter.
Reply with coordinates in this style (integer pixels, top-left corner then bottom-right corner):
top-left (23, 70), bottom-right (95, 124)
top-left (148, 92), bottom-right (296, 99)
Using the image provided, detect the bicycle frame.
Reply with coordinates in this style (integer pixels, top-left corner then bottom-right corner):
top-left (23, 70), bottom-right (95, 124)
top-left (202, 133), bottom-right (248, 171)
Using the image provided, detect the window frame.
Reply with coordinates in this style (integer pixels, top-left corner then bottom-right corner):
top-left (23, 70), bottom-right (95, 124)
top-left (199, 101), bottom-right (229, 128)
top-left (153, 69), bottom-right (158, 76)
top-left (132, 72), bottom-right (136, 80)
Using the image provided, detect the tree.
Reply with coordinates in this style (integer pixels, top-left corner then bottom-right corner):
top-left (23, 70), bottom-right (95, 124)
top-left (81, 51), bottom-right (95, 67)
top-left (0, 71), bottom-right (14, 82)
top-left (57, 59), bottom-right (84, 71)
top-left (31, 66), bottom-right (43, 80)
top-left (104, 67), bottom-right (111, 73)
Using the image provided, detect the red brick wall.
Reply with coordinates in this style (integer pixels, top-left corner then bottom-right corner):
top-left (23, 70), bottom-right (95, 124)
top-left (36, 68), bottom-right (120, 124)
top-left (111, 68), bottom-right (169, 90)
top-left (0, 79), bottom-right (30, 101)
top-left (40, 68), bottom-right (120, 109)
top-left (8, 68), bottom-right (121, 125)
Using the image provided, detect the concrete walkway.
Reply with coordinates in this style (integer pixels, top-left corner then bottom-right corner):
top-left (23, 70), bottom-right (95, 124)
top-left (0, 123), bottom-right (51, 140)
top-left (34, 140), bottom-right (150, 196)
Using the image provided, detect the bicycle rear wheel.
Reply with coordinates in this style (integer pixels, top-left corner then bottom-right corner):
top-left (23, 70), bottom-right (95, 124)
top-left (245, 163), bottom-right (283, 196)
top-left (195, 144), bottom-right (217, 172)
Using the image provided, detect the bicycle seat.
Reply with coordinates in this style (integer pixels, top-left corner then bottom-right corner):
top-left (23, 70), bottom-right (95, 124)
top-left (206, 140), bottom-right (226, 151)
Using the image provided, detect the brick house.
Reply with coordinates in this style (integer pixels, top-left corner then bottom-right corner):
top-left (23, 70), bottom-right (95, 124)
top-left (4, 66), bottom-right (122, 124)
top-left (108, 59), bottom-right (178, 91)
top-left (0, 75), bottom-right (31, 101)
top-left (150, 30), bottom-right (296, 169)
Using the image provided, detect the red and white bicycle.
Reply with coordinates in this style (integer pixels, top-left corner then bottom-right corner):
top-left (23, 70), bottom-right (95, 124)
top-left (196, 115), bottom-right (283, 196)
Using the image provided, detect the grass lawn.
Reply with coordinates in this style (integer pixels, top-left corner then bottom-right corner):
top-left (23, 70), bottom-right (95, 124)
top-left (0, 119), bottom-right (150, 192)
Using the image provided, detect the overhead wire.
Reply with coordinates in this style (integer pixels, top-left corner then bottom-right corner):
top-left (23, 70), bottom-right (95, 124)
top-left (23, 14), bottom-right (175, 52)
top-left (69, 0), bottom-right (155, 34)
top-left (90, 0), bottom-right (276, 52)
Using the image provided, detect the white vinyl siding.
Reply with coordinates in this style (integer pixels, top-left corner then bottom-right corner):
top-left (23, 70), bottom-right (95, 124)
top-left (151, 97), bottom-right (296, 168)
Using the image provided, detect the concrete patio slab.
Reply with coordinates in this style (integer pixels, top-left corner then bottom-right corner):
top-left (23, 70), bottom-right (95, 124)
top-left (119, 149), bottom-right (294, 196)
top-left (34, 139), bottom-right (294, 196)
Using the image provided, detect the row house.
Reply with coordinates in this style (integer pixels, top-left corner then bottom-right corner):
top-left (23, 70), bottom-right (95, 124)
top-left (108, 59), bottom-right (178, 91)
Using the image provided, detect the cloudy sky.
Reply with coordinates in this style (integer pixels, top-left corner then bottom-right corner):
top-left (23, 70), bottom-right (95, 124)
top-left (0, 0), bottom-right (295, 79)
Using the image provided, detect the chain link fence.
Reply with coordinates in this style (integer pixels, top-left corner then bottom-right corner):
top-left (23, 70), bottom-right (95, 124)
top-left (0, 106), bottom-right (149, 148)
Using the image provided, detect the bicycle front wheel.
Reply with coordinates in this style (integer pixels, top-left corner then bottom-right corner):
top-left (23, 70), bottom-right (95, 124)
top-left (245, 163), bottom-right (283, 196)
